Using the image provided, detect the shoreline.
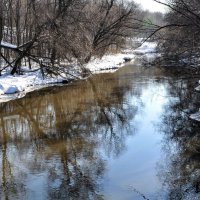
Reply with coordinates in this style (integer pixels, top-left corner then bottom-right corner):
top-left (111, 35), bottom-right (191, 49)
top-left (0, 42), bottom-right (156, 103)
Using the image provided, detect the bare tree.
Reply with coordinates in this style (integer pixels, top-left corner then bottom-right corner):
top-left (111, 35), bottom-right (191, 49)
top-left (83, 0), bottom-right (141, 63)
top-left (0, 0), bottom-right (142, 76)
top-left (147, 0), bottom-right (200, 72)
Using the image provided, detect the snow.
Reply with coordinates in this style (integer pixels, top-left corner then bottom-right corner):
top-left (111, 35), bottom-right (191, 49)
top-left (195, 85), bottom-right (200, 91)
top-left (86, 53), bottom-right (135, 73)
top-left (132, 42), bottom-right (157, 55)
top-left (1, 41), bottom-right (17, 49)
top-left (190, 111), bottom-right (200, 122)
top-left (191, 79), bottom-right (200, 122)
top-left (191, 80), bottom-right (200, 122)
top-left (192, 81), bottom-right (200, 122)
top-left (0, 41), bottom-right (157, 103)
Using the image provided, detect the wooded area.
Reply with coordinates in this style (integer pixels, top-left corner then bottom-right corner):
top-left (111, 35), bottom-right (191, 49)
top-left (0, 0), bottom-right (143, 75)
top-left (1, 0), bottom-right (198, 76)
top-left (153, 0), bottom-right (200, 73)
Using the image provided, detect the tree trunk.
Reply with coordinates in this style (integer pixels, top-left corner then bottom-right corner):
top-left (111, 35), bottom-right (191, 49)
top-left (84, 52), bottom-right (92, 63)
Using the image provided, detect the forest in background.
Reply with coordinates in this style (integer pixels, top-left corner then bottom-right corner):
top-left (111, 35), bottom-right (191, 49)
top-left (1, 0), bottom-right (200, 76)
top-left (0, 0), bottom-right (142, 75)
top-left (153, 0), bottom-right (200, 74)
top-left (0, 0), bottom-right (166, 76)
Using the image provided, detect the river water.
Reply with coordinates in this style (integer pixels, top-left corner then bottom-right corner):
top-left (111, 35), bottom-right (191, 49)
top-left (0, 64), bottom-right (200, 200)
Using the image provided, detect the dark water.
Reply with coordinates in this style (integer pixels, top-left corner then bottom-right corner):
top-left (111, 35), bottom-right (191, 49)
top-left (0, 64), bottom-right (200, 200)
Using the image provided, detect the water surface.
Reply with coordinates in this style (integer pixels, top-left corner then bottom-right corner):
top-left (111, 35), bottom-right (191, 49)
top-left (0, 64), bottom-right (200, 200)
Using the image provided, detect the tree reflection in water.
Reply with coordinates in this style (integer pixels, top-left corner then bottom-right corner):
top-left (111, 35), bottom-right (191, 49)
top-left (158, 78), bottom-right (200, 199)
top-left (2, 65), bottom-right (200, 199)
top-left (0, 69), bottom-right (138, 199)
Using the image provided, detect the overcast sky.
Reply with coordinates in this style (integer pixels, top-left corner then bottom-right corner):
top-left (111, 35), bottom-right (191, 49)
top-left (134, 0), bottom-right (167, 13)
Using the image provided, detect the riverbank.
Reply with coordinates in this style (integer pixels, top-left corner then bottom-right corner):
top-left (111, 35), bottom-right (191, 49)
top-left (0, 42), bottom-right (157, 103)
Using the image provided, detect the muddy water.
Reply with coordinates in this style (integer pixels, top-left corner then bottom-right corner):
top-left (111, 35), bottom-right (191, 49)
top-left (0, 64), bottom-right (200, 200)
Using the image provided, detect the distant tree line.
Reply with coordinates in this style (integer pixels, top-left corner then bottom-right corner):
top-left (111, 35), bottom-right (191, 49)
top-left (139, 10), bottom-right (165, 38)
top-left (0, 0), bottom-right (143, 75)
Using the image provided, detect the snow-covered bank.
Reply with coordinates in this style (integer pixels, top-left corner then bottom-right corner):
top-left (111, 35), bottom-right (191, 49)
top-left (0, 72), bottom-right (72, 102)
top-left (0, 41), bottom-right (156, 103)
top-left (86, 53), bottom-right (135, 73)
top-left (132, 42), bottom-right (157, 55)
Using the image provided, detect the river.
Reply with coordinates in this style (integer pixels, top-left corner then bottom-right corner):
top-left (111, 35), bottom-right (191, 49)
top-left (0, 63), bottom-right (200, 200)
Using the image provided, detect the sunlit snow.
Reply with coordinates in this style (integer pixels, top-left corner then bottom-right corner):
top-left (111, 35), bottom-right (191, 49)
top-left (0, 41), bottom-right (157, 102)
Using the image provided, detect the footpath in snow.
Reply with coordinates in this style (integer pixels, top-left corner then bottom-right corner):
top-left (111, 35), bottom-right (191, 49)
top-left (0, 41), bottom-right (157, 103)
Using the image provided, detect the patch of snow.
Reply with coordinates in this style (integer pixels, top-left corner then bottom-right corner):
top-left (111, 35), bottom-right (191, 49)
top-left (86, 41), bottom-right (157, 73)
top-left (133, 42), bottom-right (157, 55)
top-left (85, 53), bottom-right (135, 73)
top-left (0, 69), bottom-right (80, 102)
top-left (190, 111), bottom-right (200, 122)
top-left (1, 41), bottom-right (17, 49)
top-left (195, 85), bottom-right (200, 91)
top-left (5, 86), bottom-right (20, 94)
top-left (0, 88), bottom-right (4, 95)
